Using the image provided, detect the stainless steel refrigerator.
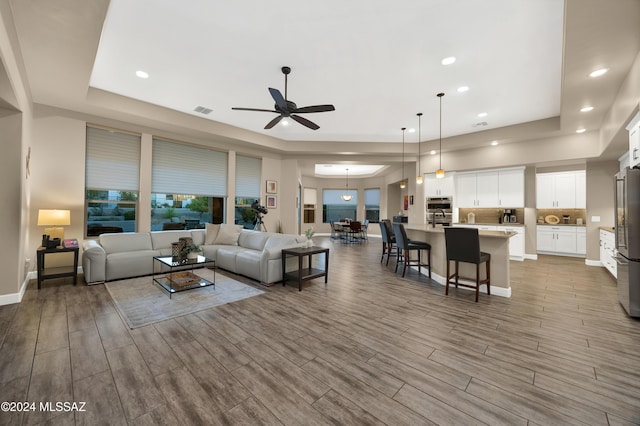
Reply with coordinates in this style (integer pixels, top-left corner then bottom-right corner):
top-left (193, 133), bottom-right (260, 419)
top-left (614, 167), bottom-right (640, 317)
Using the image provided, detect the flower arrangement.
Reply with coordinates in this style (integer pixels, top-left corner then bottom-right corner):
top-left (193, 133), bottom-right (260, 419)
top-left (181, 243), bottom-right (201, 257)
top-left (304, 228), bottom-right (315, 239)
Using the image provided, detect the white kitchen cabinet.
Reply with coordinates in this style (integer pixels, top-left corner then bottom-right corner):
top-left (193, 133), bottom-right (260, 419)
top-left (456, 173), bottom-right (479, 207)
top-left (576, 227), bottom-right (586, 255)
top-left (626, 112), bottom-right (640, 169)
top-left (536, 171), bottom-right (585, 208)
top-left (424, 173), bottom-right (455, 197)
top-left (537, 225), bottom-right (581, 256)
top-left (600, 229), bottom-right (617, 278)
top-left (498, 168), bottom-right (525, 207)
top-left (455, 168), bottom-right (524, 208)
top-left (503, 226), bottom-right (525, 260)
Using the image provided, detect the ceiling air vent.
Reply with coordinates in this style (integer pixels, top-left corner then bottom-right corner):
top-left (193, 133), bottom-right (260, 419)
top-left (472, 121), bottom-right (488, 127)
top-left (194, 106), bottom-right (213, 115)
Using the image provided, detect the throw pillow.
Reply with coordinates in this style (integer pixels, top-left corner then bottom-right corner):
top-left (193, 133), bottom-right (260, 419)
top-left (213, 224), bottom-right (243, 245)
top-left (205, 223), bottom-right (221, 244)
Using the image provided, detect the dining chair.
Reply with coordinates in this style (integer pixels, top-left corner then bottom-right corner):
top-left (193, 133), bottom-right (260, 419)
top-left (347, 221), bottom-right (363, 243)
top-left (379, 221), bottom-right (396, 265)
top-left (361, 219), bottom-right (369, 239)
top-left (444, 227), bottom-right (491, 302)
top-left (392, 223), bottom-right (431, 278)
top-left (330, 222), bottom-right (344, 240)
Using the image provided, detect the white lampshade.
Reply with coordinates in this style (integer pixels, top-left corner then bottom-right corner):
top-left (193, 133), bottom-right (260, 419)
top-left (38, 209), bottom-right (70, 240)
top-left (37, 209), bottom-right (71, 226)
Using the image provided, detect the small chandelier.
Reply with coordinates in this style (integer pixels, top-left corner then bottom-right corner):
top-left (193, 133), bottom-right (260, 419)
top-left (436, 92), bottom-right (445, 179)
top-left (341, 168), bottom-right (353, 201)
top-left (400, 127), bottom-right (407, 189)
top-left (416, 112), bottom-right (423, 184)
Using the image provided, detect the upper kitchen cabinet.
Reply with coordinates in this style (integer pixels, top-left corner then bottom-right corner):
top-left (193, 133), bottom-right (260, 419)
top-left (424, 173), bottom-right (455, 198)
top-left (536, 170), bottom-right (585, 208)
top-left (455, 167), bottom-right (524, 208)
top-left (626, 112), bottom-right (640, 169)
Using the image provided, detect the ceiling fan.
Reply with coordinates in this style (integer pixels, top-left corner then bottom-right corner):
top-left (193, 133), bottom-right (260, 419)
top-left (232, 66), bottom-right (335, 130)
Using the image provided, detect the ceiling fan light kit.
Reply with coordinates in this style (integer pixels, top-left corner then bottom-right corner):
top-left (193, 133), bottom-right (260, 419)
top-left (232, 66), bottom-right (335, 130)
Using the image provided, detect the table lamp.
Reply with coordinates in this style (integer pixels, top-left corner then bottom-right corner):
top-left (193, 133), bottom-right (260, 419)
top-left (37, 209), bottom-right (70, 241)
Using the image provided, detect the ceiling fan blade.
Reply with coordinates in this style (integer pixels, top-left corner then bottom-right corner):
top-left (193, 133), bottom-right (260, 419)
top-left (232, 107), bottom-right (278, 113)
top-left (264, 115), bottom-right (283, 129)
top-left (268, 88), bottom-right (287, 110)
top-left (291, 114), bottom-right (320, 130)
top-left (293, 104), bottom-right (335, 114)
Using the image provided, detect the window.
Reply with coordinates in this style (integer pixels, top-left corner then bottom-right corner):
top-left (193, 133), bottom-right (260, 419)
top-left (151, 138), bottom-right (227, 230)
top-left (235, 155), bottom-right (261, 229)
top-left (323, 189), bottom-right (357, 223)
top-left (85, 127), bottom-right (140, 236)
top-left (303, 188), bottom-right (317, 224)
top-left (365, 188), bottom-right (381, 223)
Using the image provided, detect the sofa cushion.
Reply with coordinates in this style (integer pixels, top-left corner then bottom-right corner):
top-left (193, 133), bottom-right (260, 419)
top-left (238, 230), bottom-right (269, 251)
top-left (100, 232), bottom-right (152, 254)
top-left (150, 230), bottom-right (193, 250)
top-left (236, 250), bottom-right (262, 279)
top-left (205, 223), bottom-right (221, 244)
top-left (190, 229), bottom-right (206, 246)
top-left (106, 249), bottom-right (159, 280)
top-left (263, 233), bottom-right (303, 250)
top-left (214, 224), bottom-right (243, 245)
top-left (215, 246), bottom-right (246, 271)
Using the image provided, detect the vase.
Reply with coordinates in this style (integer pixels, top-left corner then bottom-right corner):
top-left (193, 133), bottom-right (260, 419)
top-left (306, 238), bottom-right (313, 248)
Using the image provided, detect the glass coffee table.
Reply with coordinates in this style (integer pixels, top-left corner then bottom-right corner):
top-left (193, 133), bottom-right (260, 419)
top-left (152, 255), bottom-right (215, 298)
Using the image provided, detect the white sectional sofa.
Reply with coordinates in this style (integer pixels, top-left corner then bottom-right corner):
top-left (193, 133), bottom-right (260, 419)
top-left (81, 224), bottom-right (306, 285)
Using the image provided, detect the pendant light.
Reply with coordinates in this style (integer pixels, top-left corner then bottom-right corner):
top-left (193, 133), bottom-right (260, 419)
top-left (399, 127), bottom-right (407, 189)
top-left (436, 92), bottom-right (445, 179)
top-left (341, 168), bottom-right (353, 201)
top-left (416, 112), bottom-right (423, 184)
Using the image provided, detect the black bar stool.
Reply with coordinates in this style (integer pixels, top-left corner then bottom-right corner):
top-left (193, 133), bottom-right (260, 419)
top-left (444, 227), bottom-right (491, 302)
top-left (392, 223), bottom-right (432, 278)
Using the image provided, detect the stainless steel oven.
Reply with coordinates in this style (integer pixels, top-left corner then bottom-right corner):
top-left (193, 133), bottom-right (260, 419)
top-left (426, 197), bottom-right (453, 226)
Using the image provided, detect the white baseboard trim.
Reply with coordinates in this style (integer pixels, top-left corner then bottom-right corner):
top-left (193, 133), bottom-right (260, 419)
top-left (524, 254), bottom-right (538, 260)
top-left (585, 259), bottom-right (603, 267)
top-left (410, 267), bottom-right (511, 298)
top-left (0, 267), bottom-right (84, 307)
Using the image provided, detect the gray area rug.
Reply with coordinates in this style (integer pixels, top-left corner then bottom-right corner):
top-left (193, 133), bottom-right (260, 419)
top-left (105, 268), bottom-right (264, 328)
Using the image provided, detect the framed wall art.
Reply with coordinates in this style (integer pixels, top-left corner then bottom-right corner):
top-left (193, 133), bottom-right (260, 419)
top-left (266, 180), bottom-right (277, 194)
top-left (266, 195), bottom-right (277, 209)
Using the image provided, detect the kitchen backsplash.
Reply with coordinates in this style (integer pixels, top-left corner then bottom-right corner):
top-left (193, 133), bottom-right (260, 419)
top-left (536, 208), bottom-right (586, 225)
top-left (458, 208), bottom-right (525, 224)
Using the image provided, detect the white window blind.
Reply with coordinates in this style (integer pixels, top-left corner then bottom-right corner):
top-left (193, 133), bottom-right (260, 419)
top-left (365, 188), bottom-right (380, 205)
top-left (86, 127), bottom-right (141, 191)
top-left (235, 155), bottom-right (261, 198)
top-left (152, 139), bottom-right (227, 196)
top-left (323, 189), bottom-right (358, 205)
top-left (304, 188), bottom-right (317, 206)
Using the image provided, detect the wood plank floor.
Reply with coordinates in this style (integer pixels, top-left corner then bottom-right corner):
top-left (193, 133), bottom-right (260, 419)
top-left (1, 236), bottom-right (639, 425)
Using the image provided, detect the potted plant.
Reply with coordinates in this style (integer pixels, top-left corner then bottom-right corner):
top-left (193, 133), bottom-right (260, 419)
top-left (181, 243), bottom-right (201, 260)
top-left (304, 228), bottom-right (315, 247)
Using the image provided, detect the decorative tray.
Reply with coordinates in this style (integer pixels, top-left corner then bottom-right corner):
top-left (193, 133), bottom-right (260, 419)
top-left (544, 215), bottom-right (560, 224)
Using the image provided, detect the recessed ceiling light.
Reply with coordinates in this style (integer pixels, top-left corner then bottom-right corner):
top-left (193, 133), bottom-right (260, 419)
top-left (589, 68), bottom-right (608, 78)
top-left (408, 128), bottom-right (416, 133)
top-left (576, 128), bottom-right (586, 133)
top-left (441, 56), bottom-right (456, 65)
top-left (135, 70), bottom-right (149, 79)
top-left (491, 141), bottom-right (499, 146)
top-left (281, 120), bottom-right (289, 126)
top-left (580, 106), bottom-right (594, 112)
top-left (477, 112), bottom-right (488, 118)
top-left (457, 86), bottom-right (469, 93)
top-left (430, 150), bottom-right (437, 155)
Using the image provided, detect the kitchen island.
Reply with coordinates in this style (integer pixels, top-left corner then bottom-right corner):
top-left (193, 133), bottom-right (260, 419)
top-left (405, 224), bottom-right (515, 298)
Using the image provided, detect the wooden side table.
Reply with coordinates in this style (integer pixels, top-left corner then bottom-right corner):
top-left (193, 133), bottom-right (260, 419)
top-left (281, 246), bottom-right (329, 291)
top-left (36, 246), bottom-right (79, 289)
